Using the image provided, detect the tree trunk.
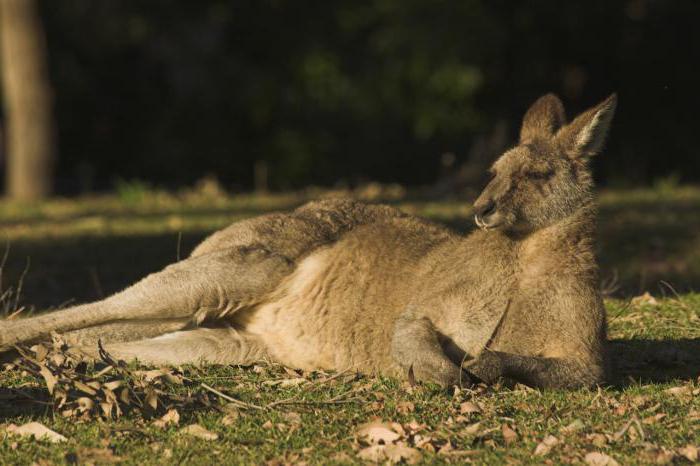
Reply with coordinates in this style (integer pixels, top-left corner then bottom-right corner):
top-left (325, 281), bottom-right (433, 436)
top-left (0, 0), bottom-right (55, 200)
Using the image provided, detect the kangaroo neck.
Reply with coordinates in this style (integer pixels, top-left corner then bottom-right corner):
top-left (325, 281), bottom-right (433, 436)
top-left (516, 202), bottom-right (598, 263)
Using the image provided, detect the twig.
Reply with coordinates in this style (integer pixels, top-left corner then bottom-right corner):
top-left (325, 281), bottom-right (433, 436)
top-left (200, 382), bottom-right (264, 411)
top-left (264, 386), bottom-right (362, 410)
top-left (176, 231), bottom-right (183, 262)
top-left (12, 257), bottom-right (30, 315)
top-left (266, 397), bottom-right (361, 408)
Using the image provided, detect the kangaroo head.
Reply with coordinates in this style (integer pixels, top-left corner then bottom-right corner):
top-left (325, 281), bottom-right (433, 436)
top-left (473, 93), bottom-right (617, 233)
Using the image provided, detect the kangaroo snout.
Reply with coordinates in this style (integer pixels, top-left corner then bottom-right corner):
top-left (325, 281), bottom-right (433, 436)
top-left (474, 199), bottom-right (498, 229)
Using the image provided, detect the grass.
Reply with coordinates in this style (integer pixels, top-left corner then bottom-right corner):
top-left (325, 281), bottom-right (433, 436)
top-left (0, 185), bottom-right (698, 464)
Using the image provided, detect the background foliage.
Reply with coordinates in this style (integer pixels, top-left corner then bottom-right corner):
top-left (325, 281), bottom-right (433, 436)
top-left (4, 0), bottom-right (693, 194)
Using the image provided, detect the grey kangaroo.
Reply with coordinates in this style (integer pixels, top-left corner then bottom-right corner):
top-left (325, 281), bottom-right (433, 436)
top-left (0, 93), bottom-right (616, 389)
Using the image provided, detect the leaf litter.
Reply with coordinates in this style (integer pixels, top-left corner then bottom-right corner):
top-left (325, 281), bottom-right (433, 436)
top-left (6, 337), bottom-right (219, 421)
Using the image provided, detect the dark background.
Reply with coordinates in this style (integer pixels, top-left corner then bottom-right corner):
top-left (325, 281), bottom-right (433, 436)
top-left (15, 0), bottom-right (700, 194)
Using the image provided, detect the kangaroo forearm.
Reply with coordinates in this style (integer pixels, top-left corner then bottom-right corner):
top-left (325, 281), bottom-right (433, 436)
top-left (392, 312), bottom-right (468, 387)
top-left (466, 350), bottom-right (604, 389)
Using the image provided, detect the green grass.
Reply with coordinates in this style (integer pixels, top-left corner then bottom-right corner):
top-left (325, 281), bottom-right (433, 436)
top-left (0, 187), bottom-right (698, 464)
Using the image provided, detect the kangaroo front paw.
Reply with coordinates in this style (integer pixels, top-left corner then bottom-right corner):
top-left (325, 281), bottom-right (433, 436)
top-left (462, 350), bottom-right (504, 385)
top-left (409, 361), bottom-right (475, 388)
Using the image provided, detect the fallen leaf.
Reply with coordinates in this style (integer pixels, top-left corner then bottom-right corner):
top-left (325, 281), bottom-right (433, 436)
top-left (631, 292), bottom-right (658, 307)
top-left (642, 413), bottom-right (666, 425)
top-left (6, 422), bottom-right (67, 443)
top-left (180, 424), bottom-right (218, 441)
top-left (282, 411), bottom-right (302, 425)
top-left (76, 397), bottom-right (94, 413)
top-left (357, 445), bottom-right (386, 462)
top-left (560, 419), bottom-right (584, 433)
top-left (357, 443), bottom-right (421, 465)
top-left (73, 380), bottom-right (98, 396)
top-left (459, 401), bottom-right (481, 415)
top-left (384, 444), bottom-right (422, 464)
top-left (585, 452), bottom-right (620, 466)
top-left (463, 422), bottom-right (482, 435)
top-left (32, 344), bottom-right (49, 362)
top-left (678, 445), bottom-right (698, 462)
top-left (38, 365), bottom-right (58, 395)
top-left (640, 444), bottom-right (676, 464)
top-left (501, 424), bottom-right (517, 445)
top-left (221, 413), bottom-right (239, 426)
top-left (262, 378), bottom-right (307, 387)
top-left (587, 433), bottom-right (608, 447)
top-left (134, 369), bottom-right (171, 381)
top-left (534, 435), bottom-right (558, 456)
top-left (72, 447), bottom-right (122, 464)
top-left (331, 452), bottom-right (353, 463)
top-left (396, 401), bottom-right (415, 414)
top-left (413, 434), bottom-right (435, 451)
top-left (356, 421), bottom-right (404, 445)
top-left (664, 386), bottom-right (692, 397)
top-left (145, 387), bottom-right (158, 410)
top-left (153, 408), bottom-right (180, 428)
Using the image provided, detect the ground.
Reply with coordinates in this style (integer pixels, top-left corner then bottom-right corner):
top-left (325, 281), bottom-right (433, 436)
top-left (0, 185), bottom-right (698, 465)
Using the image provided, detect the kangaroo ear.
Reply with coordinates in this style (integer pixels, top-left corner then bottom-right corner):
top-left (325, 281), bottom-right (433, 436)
top-left (556, 93), bottom-right (617, 158)
top-left (519, 93), bottom-right (567, 143)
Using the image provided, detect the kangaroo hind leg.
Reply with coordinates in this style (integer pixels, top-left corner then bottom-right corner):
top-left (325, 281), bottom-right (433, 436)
top-left (79, 327), bottom-right (267, 366)
top-left (0, 246), bottom-right (294, 351)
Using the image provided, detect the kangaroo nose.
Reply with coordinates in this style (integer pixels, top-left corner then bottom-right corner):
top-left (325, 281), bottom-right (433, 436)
top-left (474, 199), bottom-right (496, 220)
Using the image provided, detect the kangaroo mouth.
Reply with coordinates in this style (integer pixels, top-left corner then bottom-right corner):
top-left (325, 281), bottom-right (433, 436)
top-left (474, 214), bottom-right (504, 230)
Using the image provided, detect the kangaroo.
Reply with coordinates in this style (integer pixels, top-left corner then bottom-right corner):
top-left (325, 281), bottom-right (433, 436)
top-left (0, 93), bottom-right (616, 389)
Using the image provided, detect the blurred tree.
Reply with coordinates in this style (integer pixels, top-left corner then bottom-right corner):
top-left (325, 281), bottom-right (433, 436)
top-left (0, 0), bottom-right (55, 200)
top-left (23, 0), bottom-right (700, 193)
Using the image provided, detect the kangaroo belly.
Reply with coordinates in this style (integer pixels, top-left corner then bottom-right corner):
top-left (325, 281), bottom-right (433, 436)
top-left (242, 250), bottom-right (343, 370)
top-left (239, 238), bottom-right (416, 372)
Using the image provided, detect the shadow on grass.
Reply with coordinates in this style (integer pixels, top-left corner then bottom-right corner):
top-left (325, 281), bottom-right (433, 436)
top-left (610, 338), bottom-right (700, 386)
top-left (0, 387), bottom-right (52, 419)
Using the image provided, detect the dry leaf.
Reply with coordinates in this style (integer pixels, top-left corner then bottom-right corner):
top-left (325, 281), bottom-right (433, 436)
top-left (220, 405), bottom-right (241, 426)
top-left (220, 414), bottom-right (239, 427)
top-left (38, 365), bottom-right (58, 395)
top-left (642, 413), bottom-right (666, 425)
top-left (282, 412), bottom-right (302, 425)
top-left (664, 386), bottom-right (692, 397)
top-left (32, 344), bottom-right (49, 362)
top-left (588, 433), bottom-right (608, 447)
top-left (407, 365), bottom-right (416, 387)
top-left (396, 401), bottom-right (415, 414)
top-left (356, 421), bottom-right (404, 445)
top-left (180, 424), bottom-right (218, 441)
top-left (534, 435), bottom-right (558, 456)
top-left (76, 397), bottom-right (94, 413)
top-left (678, 445), bottom-right (698, 462)
top-left (331, 452), bottom-right (353, 463)
top-left (631, 292), bottom-right (658, 307)
top-left (501, 424), bottom-right (517, 445)
top-left (357, 443), bottom-right (421, 465)
top-left (585, 452), bottom-right (620, 466)
top-left (145, 387), bottom-right (158, 410)
top-left (262, 378), bottom-right (307, 387)
top-left (560, 419), bottom-right (584, 433)
top-left (74, 380), bottom-right (98, 396)
top-left (384, 444), bottom-right (422, 464)
top-left (459, 401), bottom-right (481, 415)
top-left (358, 445), bottom-right (386, 462)
top-left (73, 447), bottom-right (122, 464)
top-left (153, 408), bottom-right (180, 428)
top-left (6, 422), bottom-right (67, 443)
top-left (463, 422), bottom-right (482, 435)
